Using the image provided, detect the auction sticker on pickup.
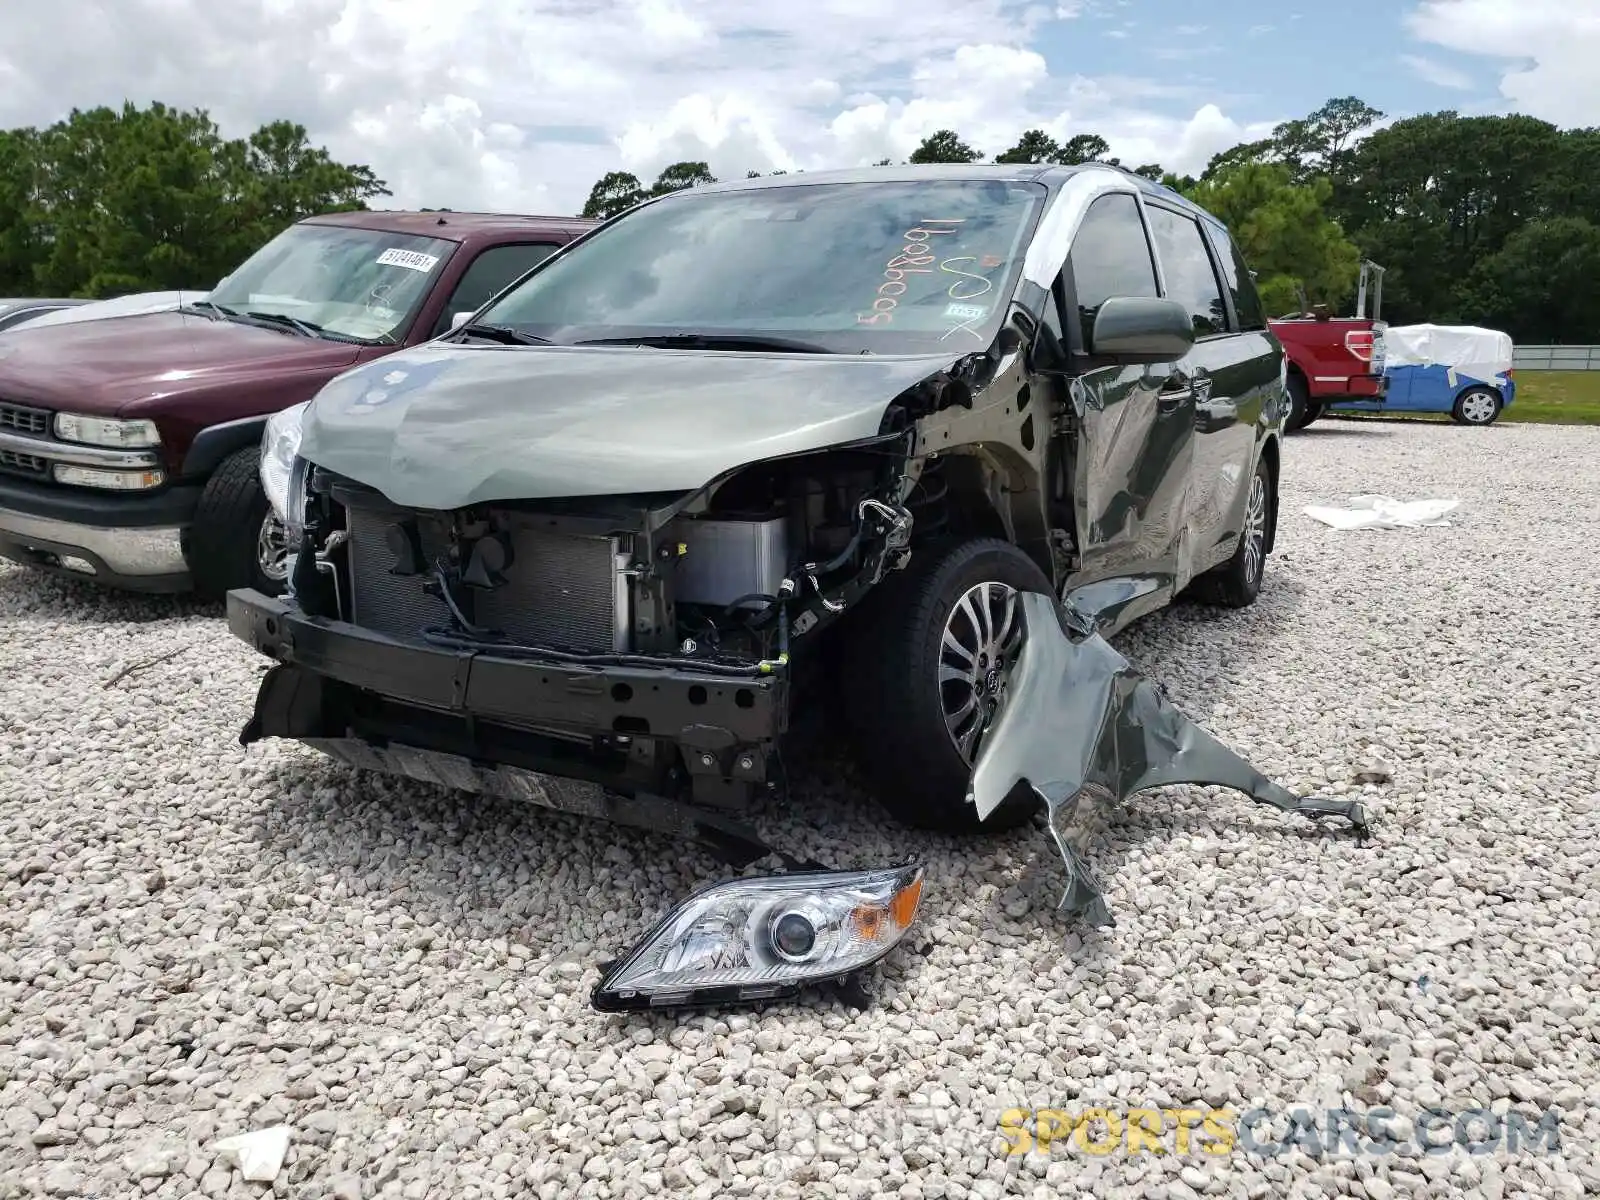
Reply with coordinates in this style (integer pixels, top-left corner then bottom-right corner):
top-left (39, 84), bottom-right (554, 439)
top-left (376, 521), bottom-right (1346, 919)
top-left (376, 248), bottom-right (441, 273)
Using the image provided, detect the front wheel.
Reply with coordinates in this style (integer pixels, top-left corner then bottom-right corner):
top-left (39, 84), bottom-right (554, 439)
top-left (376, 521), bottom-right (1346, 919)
top-left (1189, 454), bottom-right (1273, 609)
top-left (189, 448), bottom-right (290, 600)
top-left (841, 538), bottom-right (1054, 833)
top-left (1452, 386), bottom-right (1503, 426)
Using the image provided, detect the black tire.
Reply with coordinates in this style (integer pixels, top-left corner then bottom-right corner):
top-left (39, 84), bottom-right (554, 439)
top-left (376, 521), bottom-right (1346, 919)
top-left (189, 447), bottom-right (289, 600)
top-left (841, 538), bottom-right (1054, 833)
top-left (1451, 386), bottom-right (1502, 426)
top-left (1285, 373), bottom-right (1314, 432)
top-left (1300, 400), bottom-right (1324, 428)
top-left (1189, 454), bottom-right (1273, 609)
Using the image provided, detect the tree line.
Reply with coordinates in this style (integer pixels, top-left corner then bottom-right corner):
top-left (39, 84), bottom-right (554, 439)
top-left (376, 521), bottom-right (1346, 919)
top-left (2, 98), bottom-right (1593, 343)
top-left (0, 103), bottom-right (388, 298)
top-left (582, 98), bottom-right (1600, 343)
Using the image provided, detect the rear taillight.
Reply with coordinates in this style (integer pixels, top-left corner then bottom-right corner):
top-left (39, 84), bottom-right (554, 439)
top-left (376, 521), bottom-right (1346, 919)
top-left (1345, 330), bottom-right (1376, 362)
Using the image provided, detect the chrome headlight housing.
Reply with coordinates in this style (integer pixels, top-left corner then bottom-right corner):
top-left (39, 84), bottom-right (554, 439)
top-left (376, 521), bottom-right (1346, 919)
top-left (260, 401), bottom-right (310, 532)
top-left (593, 864), bottom-right (924, 1012)
top-left (53, 413), bottom-right (161, 448)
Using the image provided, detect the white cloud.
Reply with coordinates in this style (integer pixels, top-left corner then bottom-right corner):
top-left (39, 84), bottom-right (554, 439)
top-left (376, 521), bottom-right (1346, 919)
top-left (0, 0), bottom-right (1283, 214)
top-left (1406, 0), bottom-right (1600, 125)
top-left (1397, 53), bottom-right (1474, 91)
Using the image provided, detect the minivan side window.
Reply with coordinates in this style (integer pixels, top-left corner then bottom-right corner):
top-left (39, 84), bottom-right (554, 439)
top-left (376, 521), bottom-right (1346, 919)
top-left (1065, 193), bottom-right (1159, 346)
top-left (1145, 206), bottom-right (1228, 337)
top-left (433, 242), bottom-right (562, 336)
top-left (1204, 221), bottom-right (1266, 331)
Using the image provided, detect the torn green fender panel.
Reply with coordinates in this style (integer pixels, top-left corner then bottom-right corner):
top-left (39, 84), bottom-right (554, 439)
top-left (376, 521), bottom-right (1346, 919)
top-left (968, 592), bottom-right (1369, 926)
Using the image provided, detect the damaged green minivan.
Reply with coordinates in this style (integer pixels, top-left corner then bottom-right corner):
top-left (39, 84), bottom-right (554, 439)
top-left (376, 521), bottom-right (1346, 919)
top-left (231, 162), bottom-right (1297, 830)
top-left (229, 164), bottom-right (1377, 1008)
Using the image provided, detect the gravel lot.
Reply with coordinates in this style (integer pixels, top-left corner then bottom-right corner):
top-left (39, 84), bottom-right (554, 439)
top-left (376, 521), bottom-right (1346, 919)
top-left (2, 419), bottom-right (1597, 1200)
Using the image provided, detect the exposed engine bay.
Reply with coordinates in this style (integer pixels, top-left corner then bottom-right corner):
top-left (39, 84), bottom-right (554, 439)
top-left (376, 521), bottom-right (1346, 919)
top-left (286, 434), bottom-right (935, 676)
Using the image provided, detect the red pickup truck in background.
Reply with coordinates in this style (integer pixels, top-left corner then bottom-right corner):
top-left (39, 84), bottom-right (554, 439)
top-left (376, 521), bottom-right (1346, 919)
top-left (1268, 260), bottom-right (1387, 432)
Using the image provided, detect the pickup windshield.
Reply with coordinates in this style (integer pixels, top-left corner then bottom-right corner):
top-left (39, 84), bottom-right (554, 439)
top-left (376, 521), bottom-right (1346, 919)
top-left (477, 179), bottom-right (1046, 354)
top-left (205, 225), bottom-right (456, 344)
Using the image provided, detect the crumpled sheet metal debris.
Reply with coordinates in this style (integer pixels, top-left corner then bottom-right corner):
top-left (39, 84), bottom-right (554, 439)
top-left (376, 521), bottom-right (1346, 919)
top-left (969, 592), bottom-right (1369, 926)
top-left (1304, 494), bottom-right (1460, 530)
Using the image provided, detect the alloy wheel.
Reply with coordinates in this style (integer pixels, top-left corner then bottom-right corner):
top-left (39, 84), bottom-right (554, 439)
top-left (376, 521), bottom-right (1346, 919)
top-left (1243, 472), bottom-right (1268, 586)
top-left (938, 581), bottom-right (1023, 763)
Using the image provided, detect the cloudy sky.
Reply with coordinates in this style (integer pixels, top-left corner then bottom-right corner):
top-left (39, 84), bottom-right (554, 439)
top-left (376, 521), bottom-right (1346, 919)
top-left (0, 0), bottom-right (1592, 215)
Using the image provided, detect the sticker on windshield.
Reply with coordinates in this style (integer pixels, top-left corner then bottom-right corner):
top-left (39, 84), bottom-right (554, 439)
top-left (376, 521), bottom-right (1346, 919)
top-left (375, 248), bottom-right (440, 273)
top-left (945, 302), bottom-right (988, 321)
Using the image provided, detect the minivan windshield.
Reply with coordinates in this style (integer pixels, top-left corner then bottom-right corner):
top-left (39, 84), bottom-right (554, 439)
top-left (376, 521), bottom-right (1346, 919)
top-left (203, 224), bottom-right (456, 344)
top-left (476, 179), bottom-right (1046, 354)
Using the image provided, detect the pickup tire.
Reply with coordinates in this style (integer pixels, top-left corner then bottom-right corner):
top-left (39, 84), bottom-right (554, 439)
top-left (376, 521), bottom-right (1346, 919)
top-left (1451, 386), bottom-right (1503, 426)
top-left (1190, 454), bottom-right (1272, 609)
top-left (189, 448), bottom-right (289, 600)
top-left (841, 537), bottom-right (1051, 834)
top-left (1285, 373), bottom-right (1314, 432)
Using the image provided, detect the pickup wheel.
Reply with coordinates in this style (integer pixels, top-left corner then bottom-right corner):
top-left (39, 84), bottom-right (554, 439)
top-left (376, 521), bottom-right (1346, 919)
top-left (1285, 373), bottom-right (1314, 432)
top-left (1190, 454), bottom-right (1273, 609)
top-left (1452, 386), bottom-right (1503, 426)
top-left (189, 447), bottom-right (289, 600)
top-left (841, 538), bottom-right (1052, 834)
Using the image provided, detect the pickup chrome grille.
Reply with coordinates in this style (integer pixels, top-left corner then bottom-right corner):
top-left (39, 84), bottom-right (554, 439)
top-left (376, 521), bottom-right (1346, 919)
top-left (342, 500), bottom-right (629, 654)
top-left (0, 402), bottom-right (51, 438)
top-left (0, 448), bottom-right (49, 478)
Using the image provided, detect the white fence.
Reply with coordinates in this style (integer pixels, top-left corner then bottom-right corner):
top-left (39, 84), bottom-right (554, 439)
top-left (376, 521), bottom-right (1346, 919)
top-left (1512, 345), bottom-right (1600, 371)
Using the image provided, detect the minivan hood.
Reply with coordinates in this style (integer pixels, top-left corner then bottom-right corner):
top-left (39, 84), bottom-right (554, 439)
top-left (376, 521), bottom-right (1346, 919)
top-left (300, 342), bottom-right (961, 509)
top-left (0, 310), bottom-right (362, 415)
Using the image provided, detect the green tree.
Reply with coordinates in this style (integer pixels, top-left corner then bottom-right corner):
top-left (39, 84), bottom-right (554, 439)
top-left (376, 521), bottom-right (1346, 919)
top-left (1201, 138), bottom-right (1274, 181)
top-left (650, 161), bottom-right (716, 194)
top-left (1055, 133), bottom-right (1111, 165)
top-left (1332, 112), bottom-right (1567, 323)
top-left (1132, 163), bottom-right (1165, 181)
top-left (2, 102), bottom-right (385, 298)
top-left (0, 129), bottom-right (40, 293)
top-left (581, 171), bottom-right (646, 219)
top-left (995, 130), bottom-right (1059, 164)
top-left (1268, 96), bottom-right (1386, 182)
top-left (909, 131), bottom-right (981, 163)
top-left (1183, 162), bottom-right (1361, 316)
top-left (1461, 217), bottom-right (1600, 343)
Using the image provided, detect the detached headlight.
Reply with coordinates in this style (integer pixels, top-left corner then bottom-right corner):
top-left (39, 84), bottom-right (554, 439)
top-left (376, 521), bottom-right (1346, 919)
top-left (593, 864), bottom-right (924, 1012)
top-left (53, 413), bottom-right (161, 448)
top-left (260, 401), bottom-right (309, 528)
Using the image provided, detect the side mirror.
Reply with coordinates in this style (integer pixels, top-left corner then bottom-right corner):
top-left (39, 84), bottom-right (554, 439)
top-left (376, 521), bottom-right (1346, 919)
top-left (450, 311), bottom-right (473, 330)
top-left (1090, 296), bottom-right (1195, 363)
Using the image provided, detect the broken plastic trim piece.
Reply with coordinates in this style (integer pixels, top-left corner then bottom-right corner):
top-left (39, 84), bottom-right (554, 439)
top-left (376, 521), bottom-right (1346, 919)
top-left (592, 864), bottom-right (924, 1013)
top-left (969, 592), bottom-right (1369, 927)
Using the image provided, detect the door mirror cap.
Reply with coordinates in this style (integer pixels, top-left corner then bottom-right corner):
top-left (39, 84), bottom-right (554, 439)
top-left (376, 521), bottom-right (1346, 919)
top-left (1090, 296), bottom-right (1196, 363)
top-left (449, 310), bottom-right (473, 330)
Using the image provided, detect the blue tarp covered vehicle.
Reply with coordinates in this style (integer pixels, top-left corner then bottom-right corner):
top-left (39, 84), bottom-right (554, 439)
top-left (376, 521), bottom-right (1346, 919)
top-left (1323, 323), bottom-right (1515, 426)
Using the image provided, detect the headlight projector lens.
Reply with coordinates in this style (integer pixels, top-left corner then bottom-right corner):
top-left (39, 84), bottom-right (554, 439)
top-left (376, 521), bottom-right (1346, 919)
top-left (771, 910), bottom-right (818, 961)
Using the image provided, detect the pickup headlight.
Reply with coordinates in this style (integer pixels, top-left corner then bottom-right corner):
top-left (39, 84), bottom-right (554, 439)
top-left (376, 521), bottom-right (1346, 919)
top-left (260, 401), bottom-right (309, 530)
top-left (592, 865), bottom-right (924, 1012)
top-left (53, 413), bottom-right (161, 448)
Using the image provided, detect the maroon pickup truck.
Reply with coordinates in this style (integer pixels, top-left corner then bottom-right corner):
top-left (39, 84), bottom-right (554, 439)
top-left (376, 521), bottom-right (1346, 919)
top-left (0, 210), bottom-right (594, 596)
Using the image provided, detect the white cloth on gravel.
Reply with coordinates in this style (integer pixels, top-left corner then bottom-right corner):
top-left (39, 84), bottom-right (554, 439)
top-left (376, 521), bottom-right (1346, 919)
top-left (1303, 494), bottom-right (1461, 530)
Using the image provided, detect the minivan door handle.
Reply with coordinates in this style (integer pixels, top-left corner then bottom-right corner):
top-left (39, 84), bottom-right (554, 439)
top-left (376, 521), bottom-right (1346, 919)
top-left (1157, 373), bottom-right (1193, 409)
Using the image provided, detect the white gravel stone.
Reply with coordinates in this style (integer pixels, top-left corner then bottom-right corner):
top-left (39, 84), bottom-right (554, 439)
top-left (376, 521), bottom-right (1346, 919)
top-left (2, 421), bottom-right (1598, 1199)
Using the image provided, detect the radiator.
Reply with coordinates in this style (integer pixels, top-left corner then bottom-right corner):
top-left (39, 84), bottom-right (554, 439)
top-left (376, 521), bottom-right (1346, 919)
top-left (343, 502), bottom-right (628, 653)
